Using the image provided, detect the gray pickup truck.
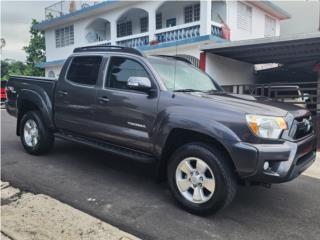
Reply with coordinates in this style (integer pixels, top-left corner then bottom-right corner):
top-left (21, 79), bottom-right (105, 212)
top-left (5, 46), bottom-right (316, 215)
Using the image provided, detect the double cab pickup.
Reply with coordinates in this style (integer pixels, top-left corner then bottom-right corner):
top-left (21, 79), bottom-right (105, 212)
top-left (6, 46), bottom-right (317, 215)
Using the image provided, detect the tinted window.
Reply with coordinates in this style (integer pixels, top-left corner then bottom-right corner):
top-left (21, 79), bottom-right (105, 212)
top-left (67, 56), bottom-right (102, 85)
top-left (106, 57), bottom-right (149, 90)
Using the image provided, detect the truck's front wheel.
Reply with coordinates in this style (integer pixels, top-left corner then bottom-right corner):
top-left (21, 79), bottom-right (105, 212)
top-left (20, 111), bottom-right (54, 155)
top-left (167, 143), bottom-right (237, 215)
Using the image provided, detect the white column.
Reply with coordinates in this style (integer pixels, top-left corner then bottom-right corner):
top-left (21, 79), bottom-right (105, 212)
top-left (200, 0), bottom-right (212, 36)
top-left (148, 8), bottom-right (156, 42)
top-left (110, 20), bottom-right (117, 45)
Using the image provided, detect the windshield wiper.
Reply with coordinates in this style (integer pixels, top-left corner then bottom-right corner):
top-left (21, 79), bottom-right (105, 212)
top-left (173, 89), bottom-right (204, 93)
top-left (205, 89), bottom-right (223, 94)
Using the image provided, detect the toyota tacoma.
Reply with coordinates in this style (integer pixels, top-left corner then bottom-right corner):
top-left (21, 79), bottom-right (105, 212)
top-left (5, 46), bottom-right (317, 215)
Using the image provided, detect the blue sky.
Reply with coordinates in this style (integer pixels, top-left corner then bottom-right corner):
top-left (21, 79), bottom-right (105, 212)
top-left (1, 1), bottom-right (55, 62)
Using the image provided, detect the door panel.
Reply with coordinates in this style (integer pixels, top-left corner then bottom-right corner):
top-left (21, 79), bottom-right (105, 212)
top-left (93, 56), bottom-right (159, 153)
top-left (54, 56), bottom-right (103, 136)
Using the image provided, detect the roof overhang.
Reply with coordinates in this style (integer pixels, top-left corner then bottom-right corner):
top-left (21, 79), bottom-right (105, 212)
top-left (201, 33), bottom-right (320, 65)
top-left (250, 1), bottom-right (291, 20)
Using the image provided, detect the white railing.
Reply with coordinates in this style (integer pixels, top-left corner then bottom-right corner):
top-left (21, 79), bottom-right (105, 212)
top-left (211, 21), bottom-right (223, 38)
top-left (155, 22), bottom-right (200, 43)
top-left (81, 40), bottom-right (111, 47)
top-left (116, 33), bottom-right (149, 48)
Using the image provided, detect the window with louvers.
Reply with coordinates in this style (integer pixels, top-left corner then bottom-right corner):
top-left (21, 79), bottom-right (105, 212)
top-left (237, 2), bottom-right (252, 32)
top-left (55, 25), bottom-right (74, 48)
top-left (265, 15), bottom-right (276, 37)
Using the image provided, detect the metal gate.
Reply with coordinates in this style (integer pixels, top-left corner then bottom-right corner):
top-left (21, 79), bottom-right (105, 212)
top-left (222, 81), bottom-right (319, 116)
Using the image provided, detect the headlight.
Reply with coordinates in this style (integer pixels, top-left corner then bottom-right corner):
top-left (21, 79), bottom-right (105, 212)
top-left (246, 114), bottom-right (287, 139)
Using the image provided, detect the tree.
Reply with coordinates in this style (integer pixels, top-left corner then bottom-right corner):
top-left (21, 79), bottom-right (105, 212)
top-left (0, 19), bottom-right (45, 81)
top-left (1, 59), bottom-right (28, 81)
top-left (23, 19), bottom-right (45, 76)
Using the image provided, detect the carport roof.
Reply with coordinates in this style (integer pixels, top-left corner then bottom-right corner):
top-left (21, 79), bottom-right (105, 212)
top-left (201, 33), bottom-right (320, 65)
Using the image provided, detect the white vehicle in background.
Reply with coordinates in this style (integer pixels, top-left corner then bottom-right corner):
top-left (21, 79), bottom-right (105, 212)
top-left (252, 85), bottom-right (310, 108)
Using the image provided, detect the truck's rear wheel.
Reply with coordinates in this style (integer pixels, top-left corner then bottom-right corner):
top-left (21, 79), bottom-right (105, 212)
top-left (20, 111), bottom-right (54, 155)
top-left (167, 143), bottom-right (237, 215)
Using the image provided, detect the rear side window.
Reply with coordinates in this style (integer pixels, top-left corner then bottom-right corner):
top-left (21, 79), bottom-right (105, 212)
top-left (106, 57), bottom-right (149, 90)
top-left (67, 56), bottom-right (102, 85)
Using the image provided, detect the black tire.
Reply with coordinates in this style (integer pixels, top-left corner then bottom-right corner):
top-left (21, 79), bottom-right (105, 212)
top-left (20, 111), bottom-right (54, 155)
top-left (167, 142), bottom-right (237, 215)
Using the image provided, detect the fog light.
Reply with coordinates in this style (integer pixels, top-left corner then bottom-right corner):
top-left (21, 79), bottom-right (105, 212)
top-left (263, 161), bottom-right (270, 171)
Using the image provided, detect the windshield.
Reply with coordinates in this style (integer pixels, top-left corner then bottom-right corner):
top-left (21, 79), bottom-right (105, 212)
top-left (148, 57), bottom-right (222, 93)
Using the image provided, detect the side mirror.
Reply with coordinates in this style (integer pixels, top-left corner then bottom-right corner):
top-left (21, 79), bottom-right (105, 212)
top-left (127, 76), bottom-right (152, 91)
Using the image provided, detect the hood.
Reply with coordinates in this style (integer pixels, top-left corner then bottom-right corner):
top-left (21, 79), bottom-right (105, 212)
top-left (180, 92), bottom-right (309, 118)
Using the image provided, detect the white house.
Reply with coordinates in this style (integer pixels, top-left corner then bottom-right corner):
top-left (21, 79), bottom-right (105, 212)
top-left (33, 0), bottom-right (290, 80)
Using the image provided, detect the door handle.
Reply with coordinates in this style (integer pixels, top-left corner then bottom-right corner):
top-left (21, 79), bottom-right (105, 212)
top-left (98, 96), bottom-right (110, 103)
top-left (57, 90), bottom-right (68, 96)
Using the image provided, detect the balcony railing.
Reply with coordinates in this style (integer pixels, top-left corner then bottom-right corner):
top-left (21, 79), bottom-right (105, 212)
top-left (82, 40), bottom-right (111, 47)
top-left (211, 23), bottom-right (223, 38)
top-left (155, 23), bottom-right (200, 43)
top-left (116, 33), bottom-right (149, 48)
top-left (45, 1), bottom-right (100, 20)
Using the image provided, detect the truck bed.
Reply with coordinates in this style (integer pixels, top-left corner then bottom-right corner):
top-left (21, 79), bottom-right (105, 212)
top-left (6, 75), bottom-right (57, 117)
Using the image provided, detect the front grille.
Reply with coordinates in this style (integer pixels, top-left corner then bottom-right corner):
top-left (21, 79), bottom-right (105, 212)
top-left (290, 116), bottom-right (313, 140)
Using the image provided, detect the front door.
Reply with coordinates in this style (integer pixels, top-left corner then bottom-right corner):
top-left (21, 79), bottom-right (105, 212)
top-left (54, 55), bottom-right (103, 136)
top-left (94, 56), bottom-right (159, 153)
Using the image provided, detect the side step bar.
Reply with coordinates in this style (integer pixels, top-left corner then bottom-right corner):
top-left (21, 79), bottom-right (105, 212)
top-left (54, 132), bottom-right (156, 164)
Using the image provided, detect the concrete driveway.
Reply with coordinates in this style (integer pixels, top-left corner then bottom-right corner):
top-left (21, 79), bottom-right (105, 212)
top-left (1, 111), bottom-right (320, 240)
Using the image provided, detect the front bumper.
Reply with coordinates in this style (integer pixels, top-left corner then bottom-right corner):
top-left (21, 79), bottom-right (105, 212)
top-left (232, 134), bottom-right (317, 183)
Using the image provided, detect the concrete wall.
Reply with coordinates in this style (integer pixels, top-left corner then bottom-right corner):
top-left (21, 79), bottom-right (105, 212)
top-left (45, 65), bottom-right (63, 79)
top-left (157, 1), bottom-right (199, 28)
top-left (205, 53), bottom-right (255, 86)
top-left (275, 0), bottom-right (320, 35)
top-left (212, 0), bottom-right (227, 23)
top-left (226, 1), bottom-right (280, 41)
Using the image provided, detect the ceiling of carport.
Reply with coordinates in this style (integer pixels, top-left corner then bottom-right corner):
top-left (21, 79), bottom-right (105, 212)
top-left (201, 33), bottom-right (320, 65)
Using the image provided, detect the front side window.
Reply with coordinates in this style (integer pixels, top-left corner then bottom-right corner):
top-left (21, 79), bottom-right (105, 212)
top-left (149, 57), bottom-right (221, 92)
top-left (106, 57), bottom-right (149, 90)
top-left (67, 56), bottom-right (102, 85)
top-left (55, 25), bottom-right (74, 48)
top-left (117, 21), bottom-right (132, 37)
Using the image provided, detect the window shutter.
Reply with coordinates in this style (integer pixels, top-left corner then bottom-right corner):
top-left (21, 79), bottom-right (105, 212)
top-left (265, 15), bottom-right (276, 37)
top-left (237, 2), bottom-right (252, 32)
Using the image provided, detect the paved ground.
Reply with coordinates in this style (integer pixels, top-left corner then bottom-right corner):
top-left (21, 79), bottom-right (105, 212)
top-left (1, 181), bottom-right (138, 240)
top-left (2, 111), bottom-right (320, 240)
